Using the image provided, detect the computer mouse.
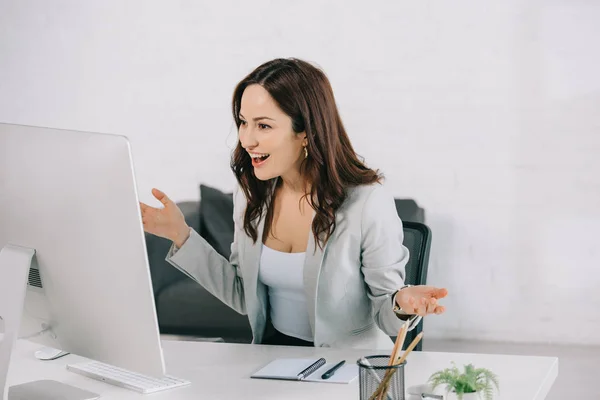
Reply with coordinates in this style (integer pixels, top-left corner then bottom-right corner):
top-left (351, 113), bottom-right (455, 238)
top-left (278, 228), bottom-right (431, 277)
top-left (34, 347), bottom-right (70, 361)
top-left (407, 384), bottom-right (445, 399)
top-left (408, 384), bottom-right (434, 395)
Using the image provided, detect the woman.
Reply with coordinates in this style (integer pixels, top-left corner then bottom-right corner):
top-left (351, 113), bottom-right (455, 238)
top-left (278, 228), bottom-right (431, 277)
top-left (140, 58), bottom-right (447, 350)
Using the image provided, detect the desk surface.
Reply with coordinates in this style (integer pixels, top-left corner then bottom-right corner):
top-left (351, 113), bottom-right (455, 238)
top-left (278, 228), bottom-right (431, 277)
top-left (8, 339), bottom-right (558, 400)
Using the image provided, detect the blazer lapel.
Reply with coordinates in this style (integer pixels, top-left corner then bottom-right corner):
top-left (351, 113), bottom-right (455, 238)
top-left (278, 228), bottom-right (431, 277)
top-left (303, 227), bottom-right (328, 338)
top-left (243, 213), bottom-right (266, 318)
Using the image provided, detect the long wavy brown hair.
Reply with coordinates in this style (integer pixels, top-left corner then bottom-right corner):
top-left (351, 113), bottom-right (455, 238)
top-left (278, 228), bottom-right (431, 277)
top-left (230, 58), bottom-right (382, 248)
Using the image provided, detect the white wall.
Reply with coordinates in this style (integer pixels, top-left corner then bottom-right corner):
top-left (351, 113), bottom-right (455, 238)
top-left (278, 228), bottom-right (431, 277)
top-left (1, 0), bottom-right (599, 345)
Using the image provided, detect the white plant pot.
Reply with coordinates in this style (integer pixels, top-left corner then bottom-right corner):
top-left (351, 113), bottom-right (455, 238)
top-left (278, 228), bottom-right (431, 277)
top-left (445, 392), bottom-right (482, 400)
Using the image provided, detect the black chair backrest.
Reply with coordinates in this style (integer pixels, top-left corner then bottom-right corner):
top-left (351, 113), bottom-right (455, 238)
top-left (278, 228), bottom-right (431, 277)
top-left (402, 221), bottom-right (431, 287)
top-left (391, 221), bottom-right (432, 351)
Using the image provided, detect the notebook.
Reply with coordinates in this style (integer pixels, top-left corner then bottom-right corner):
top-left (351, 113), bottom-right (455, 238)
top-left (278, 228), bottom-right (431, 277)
top-left (251, 358), bottom-right (358, 384)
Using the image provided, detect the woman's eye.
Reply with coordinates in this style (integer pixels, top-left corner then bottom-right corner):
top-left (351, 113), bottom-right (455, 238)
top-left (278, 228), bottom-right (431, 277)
top-left (258, 123), bottom-right (271, 130)
top-left (239, 120), bottom-right (247, 126)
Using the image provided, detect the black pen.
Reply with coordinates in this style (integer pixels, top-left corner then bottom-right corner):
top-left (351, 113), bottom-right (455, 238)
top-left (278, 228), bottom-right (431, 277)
top-left (321, 360), bottom-right (346, 379)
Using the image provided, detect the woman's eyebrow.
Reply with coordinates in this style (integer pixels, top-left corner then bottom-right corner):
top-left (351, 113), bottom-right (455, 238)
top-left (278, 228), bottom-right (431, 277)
top-left (239, 113), bottom-right (275, 122)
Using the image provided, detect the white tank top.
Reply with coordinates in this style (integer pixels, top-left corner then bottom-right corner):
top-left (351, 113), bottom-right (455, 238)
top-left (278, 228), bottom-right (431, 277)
top-left (257, 245), bottom-right (313, 342)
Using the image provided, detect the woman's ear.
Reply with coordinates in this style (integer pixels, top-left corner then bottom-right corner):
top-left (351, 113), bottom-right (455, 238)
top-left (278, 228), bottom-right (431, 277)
top-left (299, 132), bottom-right (307, 146)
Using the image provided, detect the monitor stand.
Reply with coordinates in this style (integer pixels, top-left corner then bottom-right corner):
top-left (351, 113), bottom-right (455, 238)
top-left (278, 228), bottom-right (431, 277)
top-left (0, 244), bottom-right (100, 400)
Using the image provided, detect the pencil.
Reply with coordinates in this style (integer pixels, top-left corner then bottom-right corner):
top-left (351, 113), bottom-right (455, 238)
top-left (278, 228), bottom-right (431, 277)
top-left (388, 321), bottom-right (409, 366)
top-left (372, 332), bottom-right (424, 400)
top-left (395, 332), bottom-right (423, 365)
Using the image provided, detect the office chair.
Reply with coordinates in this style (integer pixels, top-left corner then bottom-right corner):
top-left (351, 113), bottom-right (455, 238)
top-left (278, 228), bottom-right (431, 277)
top-left (392, 221), bottom-right (432, 351)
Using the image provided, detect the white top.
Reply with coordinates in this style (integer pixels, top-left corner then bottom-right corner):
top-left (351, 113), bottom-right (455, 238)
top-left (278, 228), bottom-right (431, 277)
top-left (257, 245), bottom-right (313, 342)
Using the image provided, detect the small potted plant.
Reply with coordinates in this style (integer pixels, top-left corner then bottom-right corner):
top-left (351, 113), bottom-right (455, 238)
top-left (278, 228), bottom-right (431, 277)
top-left (428, 362), bottom-right (499, 400)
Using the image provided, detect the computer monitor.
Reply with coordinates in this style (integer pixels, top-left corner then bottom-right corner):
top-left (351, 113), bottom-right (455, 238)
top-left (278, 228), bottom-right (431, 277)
top-left (0, 122), bottom-right (169, 398)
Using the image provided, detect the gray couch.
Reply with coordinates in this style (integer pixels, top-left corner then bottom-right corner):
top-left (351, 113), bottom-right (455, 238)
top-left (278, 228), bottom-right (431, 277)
top-left (145, 185), bottom-right (426, 343)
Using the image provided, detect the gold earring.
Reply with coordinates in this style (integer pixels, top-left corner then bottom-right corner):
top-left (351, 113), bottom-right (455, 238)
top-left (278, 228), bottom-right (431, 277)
top-left (304, 146), bottom-right (308, 159)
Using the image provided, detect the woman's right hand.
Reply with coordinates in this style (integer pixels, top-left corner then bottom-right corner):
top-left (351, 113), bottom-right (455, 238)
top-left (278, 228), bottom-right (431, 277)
top-left (140, 188), bottom-right (190, 248)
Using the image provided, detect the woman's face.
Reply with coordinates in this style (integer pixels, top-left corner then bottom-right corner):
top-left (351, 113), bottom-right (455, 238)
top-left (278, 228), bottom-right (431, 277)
top-left (238, 84), bottom-right (306, 182)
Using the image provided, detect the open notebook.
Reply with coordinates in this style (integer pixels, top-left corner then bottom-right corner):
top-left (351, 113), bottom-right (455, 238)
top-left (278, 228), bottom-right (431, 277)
top-left (251, 358), bottom-right (358, 384)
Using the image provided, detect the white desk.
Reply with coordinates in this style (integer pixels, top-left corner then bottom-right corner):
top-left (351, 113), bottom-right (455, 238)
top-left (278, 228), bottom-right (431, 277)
top-left (8, 339), bottom-right (558, 400)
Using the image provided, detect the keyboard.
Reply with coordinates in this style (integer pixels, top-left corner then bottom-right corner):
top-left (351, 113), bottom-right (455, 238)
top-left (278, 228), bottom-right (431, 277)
top-left (66, 361), bottom-right (191, 394)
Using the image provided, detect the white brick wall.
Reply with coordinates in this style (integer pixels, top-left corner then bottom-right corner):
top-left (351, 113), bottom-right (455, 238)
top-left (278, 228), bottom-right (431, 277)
top-left (1, 0), bottom-right (599, 345)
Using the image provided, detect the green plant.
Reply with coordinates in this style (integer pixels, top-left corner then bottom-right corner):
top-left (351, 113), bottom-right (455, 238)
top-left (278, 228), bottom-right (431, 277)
top-left (428, 362), bottom-right (499, 400)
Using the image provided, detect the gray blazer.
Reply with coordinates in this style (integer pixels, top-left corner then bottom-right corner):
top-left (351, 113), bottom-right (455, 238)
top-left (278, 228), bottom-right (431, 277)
top-left (165, 182), bottom-right (420, 350)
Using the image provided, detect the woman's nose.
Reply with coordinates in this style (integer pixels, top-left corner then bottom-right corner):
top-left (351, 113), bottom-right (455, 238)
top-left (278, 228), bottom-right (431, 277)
top-left (239, 126), bottom-right (258, 149)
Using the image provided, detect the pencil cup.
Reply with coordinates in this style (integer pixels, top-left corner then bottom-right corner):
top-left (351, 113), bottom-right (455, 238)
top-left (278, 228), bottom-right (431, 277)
top-left (357, 355), bottom-right (406, 400)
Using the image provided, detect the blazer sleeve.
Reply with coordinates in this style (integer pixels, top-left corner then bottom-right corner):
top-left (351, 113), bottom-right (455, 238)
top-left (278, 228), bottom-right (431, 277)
top-left (360, 184), bottom-right (421, 336)
top-left (164, 186), bottom-right (246, 315)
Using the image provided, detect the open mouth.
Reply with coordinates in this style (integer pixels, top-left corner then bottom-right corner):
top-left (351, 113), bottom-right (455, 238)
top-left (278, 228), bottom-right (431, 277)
top-left (250, 153), bottom-right (270, 166)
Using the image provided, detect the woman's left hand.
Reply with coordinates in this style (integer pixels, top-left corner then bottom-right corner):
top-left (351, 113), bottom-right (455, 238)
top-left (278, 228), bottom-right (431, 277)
top-left (395, 286), bottom-right (448, 317)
